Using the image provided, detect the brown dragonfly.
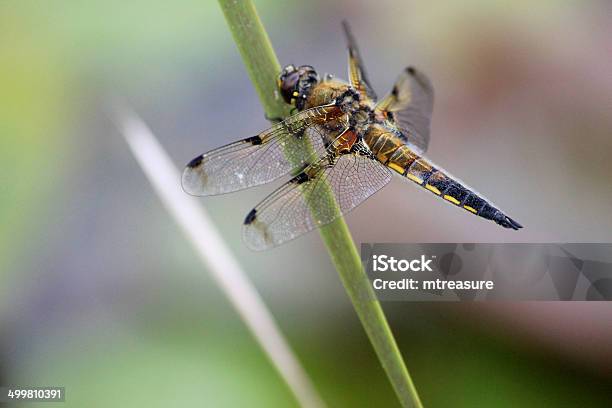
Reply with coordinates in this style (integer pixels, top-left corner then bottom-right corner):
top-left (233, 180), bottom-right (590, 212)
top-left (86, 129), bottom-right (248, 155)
top-left (182, 22), bottom-right (522, 250)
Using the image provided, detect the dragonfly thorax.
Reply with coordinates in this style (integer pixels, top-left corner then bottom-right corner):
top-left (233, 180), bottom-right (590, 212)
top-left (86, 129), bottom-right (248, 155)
top-left (337, 89), bottom-right (376, 138)
top-left (336, 88), bottom-right (361, 113)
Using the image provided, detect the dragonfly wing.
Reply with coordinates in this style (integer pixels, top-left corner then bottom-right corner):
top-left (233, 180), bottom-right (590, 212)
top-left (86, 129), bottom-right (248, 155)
top-left (342, 21), bottom-right (377, 101)
top-left (376, 67), bottom-right (433, 154)
top-left (182, 104), bottom-right (343, 196)
top-left (243, 149), bottom-right (392, 250)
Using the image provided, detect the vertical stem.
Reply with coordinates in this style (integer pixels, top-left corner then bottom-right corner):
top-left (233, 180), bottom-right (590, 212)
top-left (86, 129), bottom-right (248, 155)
top-left (319, 222), bottom-right (424, 408)
top-left (218, 1), bottom-right (423, 407)
top-left (218, 0), bottom-right (289, 119)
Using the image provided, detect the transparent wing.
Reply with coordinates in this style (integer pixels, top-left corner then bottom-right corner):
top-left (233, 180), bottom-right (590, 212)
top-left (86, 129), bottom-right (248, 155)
top-left (182, 105), bottom-right (343, 196)
top-left (243, 149), bottom-right (392, 250)
top-left (342, 21), bottom-right (377, 101)
top-left (376, 67), bottom-right (434, 154)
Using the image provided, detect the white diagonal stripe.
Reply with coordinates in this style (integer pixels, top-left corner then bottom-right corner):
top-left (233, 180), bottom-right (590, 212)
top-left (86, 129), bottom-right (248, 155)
top-left (113, 104), bottom-right (325, 408)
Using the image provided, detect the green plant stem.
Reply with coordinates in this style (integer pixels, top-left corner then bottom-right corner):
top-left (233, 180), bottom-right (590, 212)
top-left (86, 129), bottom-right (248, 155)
top-left (218, 1), bottom-right (423, 407)
top-left (218, 0), bottom-right (290, 119)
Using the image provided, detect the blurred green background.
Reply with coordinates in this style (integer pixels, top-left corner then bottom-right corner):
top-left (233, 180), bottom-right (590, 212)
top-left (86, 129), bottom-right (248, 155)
top-left (1, 0), bottom-right (611, 407)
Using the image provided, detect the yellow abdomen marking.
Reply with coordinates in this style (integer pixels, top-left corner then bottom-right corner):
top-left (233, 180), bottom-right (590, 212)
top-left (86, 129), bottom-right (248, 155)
top-left (388, 162), bottom-right (405, 174)
top-left (426, 184), bottom-right (441, 195)
top-left (444, 195), bottom-right (460, 205)
top-left (406, 173), bottom-right (423, 184)
top-left (464, 205), bottom-right (478, 213)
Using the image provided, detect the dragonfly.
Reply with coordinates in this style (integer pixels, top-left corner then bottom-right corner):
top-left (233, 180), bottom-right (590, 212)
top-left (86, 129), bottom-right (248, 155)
top-left (182, 21), bottom-right (522, 250)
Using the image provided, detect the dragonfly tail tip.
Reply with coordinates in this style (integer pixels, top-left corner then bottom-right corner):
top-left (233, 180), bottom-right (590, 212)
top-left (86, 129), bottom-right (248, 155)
top-left (499, 215), bottom-right (523, 230)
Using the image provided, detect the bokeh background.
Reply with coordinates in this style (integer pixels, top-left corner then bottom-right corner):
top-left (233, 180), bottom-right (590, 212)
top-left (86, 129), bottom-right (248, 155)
top-left (2, 0), bottom-right (612, 406)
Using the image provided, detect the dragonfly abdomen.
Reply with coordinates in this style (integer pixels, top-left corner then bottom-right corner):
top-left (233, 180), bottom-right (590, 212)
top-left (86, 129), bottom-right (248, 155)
top-left (366, 129), bottom-right (415, 166)
top-left (381, 143), bottom-right (522, 230)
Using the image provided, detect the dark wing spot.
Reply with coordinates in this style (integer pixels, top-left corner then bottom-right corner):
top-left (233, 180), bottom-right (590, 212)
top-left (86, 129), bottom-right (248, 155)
top-left (245, 135), bottom-right (263, 145)
top-left (293, 129), bottom-right (305, 140)
top-left (391, 86), bottom-right (399, 97)
top-left (406, 66), bottom-right (416, 75)
top-left (291, 172), bottom-right (310, 184)
top-left (187, 155), bottom-right (203, 168)
top-left (244, 209), bottom-right (257, 225)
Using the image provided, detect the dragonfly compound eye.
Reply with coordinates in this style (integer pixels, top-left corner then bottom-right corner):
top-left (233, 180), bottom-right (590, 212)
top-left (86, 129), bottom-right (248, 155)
top-left (279, 71), bottom-right (301, 105)
top-left (279, 65), bottom-right (320, 108)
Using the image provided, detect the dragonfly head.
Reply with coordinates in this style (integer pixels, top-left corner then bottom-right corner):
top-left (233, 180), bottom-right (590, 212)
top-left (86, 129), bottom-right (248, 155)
top-left (279, 65), bottom-right (319, 110)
